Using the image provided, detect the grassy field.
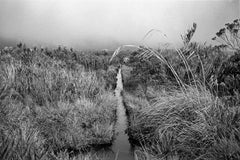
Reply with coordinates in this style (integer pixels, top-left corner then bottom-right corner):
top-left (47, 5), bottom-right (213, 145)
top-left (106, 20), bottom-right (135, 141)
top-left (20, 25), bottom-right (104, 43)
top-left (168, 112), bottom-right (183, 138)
top-left (1, 19), bottom-right (240, 160)
top-left (0, 45), bottom-right (119, 160)
top-left (123, 86), bottom-right (240, 159)
top-left (118, 20), bottom-right (240, 160)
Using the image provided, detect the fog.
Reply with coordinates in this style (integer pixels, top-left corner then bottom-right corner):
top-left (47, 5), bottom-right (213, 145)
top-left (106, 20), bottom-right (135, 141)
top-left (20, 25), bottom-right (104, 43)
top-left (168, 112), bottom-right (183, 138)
top-left (0, 0), bottom-right (239, 49)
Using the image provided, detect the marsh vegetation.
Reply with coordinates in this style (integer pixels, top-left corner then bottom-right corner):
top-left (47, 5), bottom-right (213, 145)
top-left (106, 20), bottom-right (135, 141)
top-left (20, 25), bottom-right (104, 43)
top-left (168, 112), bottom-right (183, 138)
top-left (118, 19), bottom-right (240, 160)
top-left (1, 19), bottom-right (240, 160)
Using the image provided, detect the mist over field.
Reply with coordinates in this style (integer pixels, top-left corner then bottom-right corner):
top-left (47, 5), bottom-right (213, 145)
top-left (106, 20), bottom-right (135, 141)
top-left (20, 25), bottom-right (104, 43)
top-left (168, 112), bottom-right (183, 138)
top-left (0, 0), bottom-right (239, 49)
top-left (1, 0), bottom-right (240, 160)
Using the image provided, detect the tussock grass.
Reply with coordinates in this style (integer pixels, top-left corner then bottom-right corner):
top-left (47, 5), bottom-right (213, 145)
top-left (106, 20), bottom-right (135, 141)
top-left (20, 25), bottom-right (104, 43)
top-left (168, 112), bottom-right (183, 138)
top-left (111, 23), bottom-right (240, 159)
top-left (124, 86), bottom-right (240, 159)
top-left (0, 45), bottom-right (118, 159)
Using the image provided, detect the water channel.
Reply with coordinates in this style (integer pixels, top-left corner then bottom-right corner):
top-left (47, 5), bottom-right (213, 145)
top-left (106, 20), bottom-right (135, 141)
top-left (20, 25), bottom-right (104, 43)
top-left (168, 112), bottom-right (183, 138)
top-left (111, 67), bottom-right (134, 160)
top-left (92, 67), bottom-right (134, 160)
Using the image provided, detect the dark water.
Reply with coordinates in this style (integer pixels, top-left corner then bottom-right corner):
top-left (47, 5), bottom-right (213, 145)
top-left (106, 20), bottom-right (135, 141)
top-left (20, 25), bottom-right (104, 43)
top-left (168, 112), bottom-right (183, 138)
top-left (111, 68), bottom-right (134, 160)
top-left (92, 68), bottom-right (134, 160)
top-left (91, 68), bottom-right (179, 160)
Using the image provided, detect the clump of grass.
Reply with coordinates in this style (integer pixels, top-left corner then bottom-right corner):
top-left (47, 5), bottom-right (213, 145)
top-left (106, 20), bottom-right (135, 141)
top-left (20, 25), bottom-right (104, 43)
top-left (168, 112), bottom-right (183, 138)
top-left (35, 94), bottom-right (117, 152)
top-left (111, 21), bottom-right (240, 159)
top-left (124, 85), bottom-right (240, 159)
top-left (0, 100), bottom-right (48, 160)
top-left (0, 45), bottom-right (118, 159)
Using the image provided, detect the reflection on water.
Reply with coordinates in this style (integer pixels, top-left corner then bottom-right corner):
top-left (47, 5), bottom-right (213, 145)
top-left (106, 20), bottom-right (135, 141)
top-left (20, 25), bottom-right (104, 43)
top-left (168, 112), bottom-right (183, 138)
top-left (88, 67), bottom-right (180, 160)
top-left (92, 67), bottom-right (134, 160)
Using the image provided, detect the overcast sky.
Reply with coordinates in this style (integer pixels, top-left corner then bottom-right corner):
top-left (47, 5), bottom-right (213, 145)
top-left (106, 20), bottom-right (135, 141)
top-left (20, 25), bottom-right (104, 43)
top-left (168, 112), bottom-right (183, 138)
top-left (0, 0), bottom-right (239, 49)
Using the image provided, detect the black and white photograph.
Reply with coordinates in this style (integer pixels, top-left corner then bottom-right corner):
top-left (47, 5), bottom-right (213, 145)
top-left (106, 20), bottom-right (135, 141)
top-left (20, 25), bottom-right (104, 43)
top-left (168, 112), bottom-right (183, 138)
top-left (0, 0), bottom-right (239, 159)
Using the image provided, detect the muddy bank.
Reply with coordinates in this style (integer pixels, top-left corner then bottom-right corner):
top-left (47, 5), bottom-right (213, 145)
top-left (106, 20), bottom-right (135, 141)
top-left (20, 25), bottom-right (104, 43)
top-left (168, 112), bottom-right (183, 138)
top-left (122, 93), bottom-right (148, 146)
top-left (122, 91), bottom-right (159, 149)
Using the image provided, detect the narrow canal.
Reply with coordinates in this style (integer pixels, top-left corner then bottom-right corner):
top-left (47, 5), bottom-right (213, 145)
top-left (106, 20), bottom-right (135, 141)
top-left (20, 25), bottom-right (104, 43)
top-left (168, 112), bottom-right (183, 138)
top-left (111, 67), bottom-right (134, 160)
top-left (92, 66), bottom-right (179, 160)
top-left (92, 67), bottom-right (134, 160)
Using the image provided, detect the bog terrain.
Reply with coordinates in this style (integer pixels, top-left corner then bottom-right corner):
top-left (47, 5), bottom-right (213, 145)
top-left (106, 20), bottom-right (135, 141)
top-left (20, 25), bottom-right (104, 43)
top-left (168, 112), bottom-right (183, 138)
top-left (1, 19), bottom-right (240, 160)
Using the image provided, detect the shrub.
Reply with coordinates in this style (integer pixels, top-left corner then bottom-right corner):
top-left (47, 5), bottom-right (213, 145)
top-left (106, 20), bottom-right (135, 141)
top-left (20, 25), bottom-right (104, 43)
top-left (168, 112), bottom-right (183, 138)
top-left (212, 19), bottom-right (240, 52)
top-left (212, 19), bottom-right (240, 100)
